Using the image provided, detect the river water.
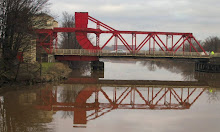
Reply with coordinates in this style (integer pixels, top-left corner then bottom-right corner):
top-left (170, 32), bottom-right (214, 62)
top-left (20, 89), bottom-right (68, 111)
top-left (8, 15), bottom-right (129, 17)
top-left (0, 58), bottom-right (220, 132)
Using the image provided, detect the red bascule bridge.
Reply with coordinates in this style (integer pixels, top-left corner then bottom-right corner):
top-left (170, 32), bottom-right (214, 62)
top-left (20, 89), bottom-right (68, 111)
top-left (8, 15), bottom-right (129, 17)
top-left (36, 12), bottom-right (209, 61)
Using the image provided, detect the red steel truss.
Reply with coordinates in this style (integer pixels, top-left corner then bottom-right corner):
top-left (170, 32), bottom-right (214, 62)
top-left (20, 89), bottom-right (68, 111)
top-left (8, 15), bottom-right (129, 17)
top-left (36, 12), bottom-right (207, 55)
top-left (35, 85), bottom-right (206, 126)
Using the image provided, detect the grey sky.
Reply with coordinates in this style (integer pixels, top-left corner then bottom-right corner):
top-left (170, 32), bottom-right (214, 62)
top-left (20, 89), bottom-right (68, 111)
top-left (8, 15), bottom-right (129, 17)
top-left (49, 0), bottom-right (220, 40)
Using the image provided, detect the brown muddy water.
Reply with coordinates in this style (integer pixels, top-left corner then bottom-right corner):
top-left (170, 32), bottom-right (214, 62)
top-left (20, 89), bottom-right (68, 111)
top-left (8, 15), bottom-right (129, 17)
top-left (0, 58), bottom-right (220, 132)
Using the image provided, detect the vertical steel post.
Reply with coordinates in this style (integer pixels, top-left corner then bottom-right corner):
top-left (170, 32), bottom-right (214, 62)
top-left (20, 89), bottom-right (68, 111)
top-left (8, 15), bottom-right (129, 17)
top-left (133, 87), bottom-right (135, 106)
top-left (96, 35), bottom-right (100, 48)
top-left (190, 38), bottom-right (192, 52)
top-left (164, 88), bottom-right (167, 104)
top-left (166, 35), bottom-right (168, 51)
top-left (148, 87), bottom-right (150, 102)
top-left (135, 34), bottom-right (137, 54)
top-left (114, 35), bottom-right (118, 51)
top-left (132, 34), bottom-right (134, 53)
top-left (170, 89), bottom-right (171, 105)
top-left (152, 87), bottom-right (154, 104)
top-left (149, 37), bottom-right (151, 54)
top-left (181, 88), bottom-right (183, 101)
top-left (50, 32), bottom-right (53, 54)
top-left (153, 35), bottom-right (155, 54)
top-left (95, 90), bottom-right (99, 117)
top-left (96, 22), bottom-right (100, 48)
top-left (114, 87), bottom-right (116, 103)
top-left (55, 33), bottom-right (58, 52)
top-left (188, 88), bottom-right (190, 102)
top-left (172, 35), bottom-right (174, 51)
top-left (183, 37), bottom-right (185, 55)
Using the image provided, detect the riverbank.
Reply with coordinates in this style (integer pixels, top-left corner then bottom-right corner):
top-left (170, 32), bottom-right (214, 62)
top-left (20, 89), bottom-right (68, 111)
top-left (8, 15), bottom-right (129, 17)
top-left (40, 62), bottom-right (72, 83)
top-left (0, 62), bottom-right (72, 87)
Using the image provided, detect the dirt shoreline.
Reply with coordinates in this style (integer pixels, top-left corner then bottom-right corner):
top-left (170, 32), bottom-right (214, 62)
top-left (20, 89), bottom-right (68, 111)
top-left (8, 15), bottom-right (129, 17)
top-left (0, 62), bottom-right (72, 93)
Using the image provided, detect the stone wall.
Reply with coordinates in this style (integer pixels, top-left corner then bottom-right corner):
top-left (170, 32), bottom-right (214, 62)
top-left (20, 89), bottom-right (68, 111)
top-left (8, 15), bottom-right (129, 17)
top-left (23, 40), bottom-right (36, 63)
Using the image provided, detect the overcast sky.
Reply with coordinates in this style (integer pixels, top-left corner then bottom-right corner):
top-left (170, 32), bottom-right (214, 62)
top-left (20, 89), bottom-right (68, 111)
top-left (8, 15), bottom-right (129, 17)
top-left (49, 0), bottom-right (220, 40)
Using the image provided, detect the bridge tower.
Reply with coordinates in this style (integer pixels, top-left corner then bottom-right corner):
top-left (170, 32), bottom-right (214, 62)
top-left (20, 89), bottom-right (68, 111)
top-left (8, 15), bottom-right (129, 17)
top-left (75, 12), bottom-right (100, 50)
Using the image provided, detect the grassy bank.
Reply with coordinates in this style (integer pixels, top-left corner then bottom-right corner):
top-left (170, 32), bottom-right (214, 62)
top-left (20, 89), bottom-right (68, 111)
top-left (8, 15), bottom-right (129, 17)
top-left (0, 62), bottom-right (72, 86)
top-left (40, 62), bottom-right (72, 82)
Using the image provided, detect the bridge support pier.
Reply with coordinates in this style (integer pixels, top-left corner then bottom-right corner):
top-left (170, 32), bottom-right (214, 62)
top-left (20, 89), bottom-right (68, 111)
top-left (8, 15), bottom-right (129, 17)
top-left (91, 70), bottom-right (104, 78)
top-left (91, 61), bottom-right (104, 71)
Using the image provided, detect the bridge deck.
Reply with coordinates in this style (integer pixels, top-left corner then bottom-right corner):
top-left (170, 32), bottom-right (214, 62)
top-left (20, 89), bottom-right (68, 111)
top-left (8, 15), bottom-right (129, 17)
top-left (54, 49), bottom-right (212, 59)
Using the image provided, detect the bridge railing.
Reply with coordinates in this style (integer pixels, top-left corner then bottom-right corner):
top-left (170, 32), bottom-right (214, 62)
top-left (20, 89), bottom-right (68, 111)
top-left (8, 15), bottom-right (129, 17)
top-left (213, 53), bottom-right (220, 57)
top-left (53, 49), bottom-right (210, 58)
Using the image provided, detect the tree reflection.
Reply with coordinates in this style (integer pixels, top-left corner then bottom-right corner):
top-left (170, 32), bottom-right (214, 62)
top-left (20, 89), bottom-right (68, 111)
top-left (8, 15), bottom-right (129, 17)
top-left (207, 88), bottom-right (219, 103)
top-left (68, 61), bottom-right (91, 77)
top-left (140, 59), bottom-right (196, 81)
top-left (141, 61), bottom-right (156, 71)
top-left (58, 85), bottom-right (84, 119)
top-left (0, 97), bottom-right (7, 132)
top-left (0, 85), bottom-right (54, 132)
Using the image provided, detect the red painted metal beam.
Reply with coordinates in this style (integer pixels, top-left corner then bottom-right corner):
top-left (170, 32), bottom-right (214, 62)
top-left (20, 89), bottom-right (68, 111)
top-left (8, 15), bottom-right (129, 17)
top-left (101, 35), bottom-right (114, 49)
top-left (54, 27), bottom-right (100, 33)
top-left (52, 28), bottom-right (194, 36)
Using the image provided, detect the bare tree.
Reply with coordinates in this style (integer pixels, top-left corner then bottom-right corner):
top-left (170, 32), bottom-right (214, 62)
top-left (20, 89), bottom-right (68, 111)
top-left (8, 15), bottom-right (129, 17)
top-left (184, 39), bottom-right (203, 52)
top-left (202, 36), bottom-right (220, 52)
top-left (2, 0), bottom-right (49, 60)
top-left (0, 0), bottom-right (49, 82)
top-left (60, 12), bottom-right (81, 49)
top-left (0, 0), bottom-right (7, 52)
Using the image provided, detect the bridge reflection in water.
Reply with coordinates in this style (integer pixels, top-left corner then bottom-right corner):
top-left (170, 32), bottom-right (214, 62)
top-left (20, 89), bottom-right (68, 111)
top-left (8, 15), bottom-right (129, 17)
top-left (35, 79), bottom-right (207, 127)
